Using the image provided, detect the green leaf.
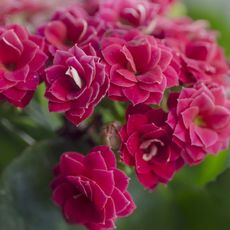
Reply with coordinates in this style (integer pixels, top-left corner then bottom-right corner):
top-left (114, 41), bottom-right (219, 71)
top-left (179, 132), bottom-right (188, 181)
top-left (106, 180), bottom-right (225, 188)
top-left (206, 168), bottom-right (230, 220)
top-left (0, 139), bottom-right (84, 230)
top-left (118, 164), bottom-right (230, 230)
top-left (197, 150), bottom-right (229, 185)
top-left (170, 149), bottom-right (230, 189)
top-left (0, 122), bottom-right (28, 172)
top-left (169, 168), bottom-right (230, 230)
top-left (0, 85), bottom-right (62, 143)
top-left (25, 99), bottom-right (62, 132)
top-left (95, 99), bottom-right (127, 123)
top-left (117, 181), bottom-right (177, 230)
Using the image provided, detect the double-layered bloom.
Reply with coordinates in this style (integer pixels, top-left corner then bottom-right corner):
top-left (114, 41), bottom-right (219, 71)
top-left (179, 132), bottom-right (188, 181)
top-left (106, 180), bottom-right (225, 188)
top-left (149, 0), bottom-right (176, 14)
top-left (154, 17), bottom-right (217, 46)
top-left (81, 0), bottom-right (100, 16)
top-left (119, 104), bottom-right (184, 189)
top-left (154, 17), bottom-right (229, 86)
top-left (167, 82), bottom-right (230, 165)
top-left (45, 45), bottom-right (109, 125)
top-left (38, 6), bottom-right (96, 55)
top-left (102, 31), bottom-right (179, 105)
top-left (51, 146), bottom-right (136, 230)
top-left (0, 24), bottom-right (47, 107)
top-left (98, 0), bottom-right (158, 31)
top-left (180, 39), bottom-right (229, 86)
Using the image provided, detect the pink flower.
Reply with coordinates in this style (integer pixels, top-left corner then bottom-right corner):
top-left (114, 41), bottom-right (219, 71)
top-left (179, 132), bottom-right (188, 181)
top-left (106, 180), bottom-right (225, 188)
top-left (81, 0), bottom-right (101, 16)
top-left (154, 17), bottom-right (217, 50)
top-left (102, 31), bottom-right (179, 105)
top-left (38, 6), bottom-right (96, 55)
top-left (119, 104), bottom-right (184, 189)
top-left (86, 16), bottom-right (113, 57)
top-left (0, 24), bottom-right (47, 108)
top-left (154, 17), bottom-right (229, 86)
top-left (98, 0), bottom-right (158, 31)
top-left (167, 82), bottom-right (230, 165)
top-left (44, 45), bottom-right (109, 125)
top-left (51, 146), bottom-right (136, 230)
top-left (180, 39), bottom-right (229, 86)
top-left (149, 0), bottom-right (176, 14)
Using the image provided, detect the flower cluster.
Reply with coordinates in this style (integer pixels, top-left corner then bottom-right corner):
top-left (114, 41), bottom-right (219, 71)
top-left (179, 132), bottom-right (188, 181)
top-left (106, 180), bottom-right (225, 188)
top-left (153, 17), bottom-right (229, 86)
top-left (1, 0), bottom-right (230, 229)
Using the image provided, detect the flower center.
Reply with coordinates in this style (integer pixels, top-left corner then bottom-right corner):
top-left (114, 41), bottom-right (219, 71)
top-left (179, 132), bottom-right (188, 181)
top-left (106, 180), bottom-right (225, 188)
top-left (64, 39), bottom-right (75, 47)
top-left (65, 66), bottom-right (83, 89)
top-left (194, 115), bottom-right (206, 127)
top-left (126, 60), bottom-right (142, 76)
top-left (119, 8), bottom-right (138, 26)
top-left (140, 139), bottom-right (165, 162)
top-left (2, 62), bottom-right (17, 72)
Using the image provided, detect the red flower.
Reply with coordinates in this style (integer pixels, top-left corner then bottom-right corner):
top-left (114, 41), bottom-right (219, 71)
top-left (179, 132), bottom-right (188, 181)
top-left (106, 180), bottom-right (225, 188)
top-left (38, 6), bottom-right (96, 55)
top-left (0, 24), bottom-right (47, 107)
top-left (98, 0), bottom-right (158, 31)
top-left (51, 146), bottom-right (136, 230)
top-left (154, 17), bottom-right (229, 86)
top-left (154, 17), bottom-right (217, 52)
top-left (149, 0), bottom-right (176, 14)
top-left (180, 39), bottom-right (229, 86)
top-left (44, 45), bottom-right (109, 125)
top-left (167, 82), bottom-right (230, 165)
top-left (81, 0), bottom-right (100, 16)
top-left (119, 104), bottom-right (184, 189)
top-left (102, 31), bottom-right (179, 105)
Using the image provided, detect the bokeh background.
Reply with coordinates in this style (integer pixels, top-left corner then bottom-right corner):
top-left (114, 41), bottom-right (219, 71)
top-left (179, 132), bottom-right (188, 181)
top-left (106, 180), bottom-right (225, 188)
top-left (0, 1), bottom-right (230, 230)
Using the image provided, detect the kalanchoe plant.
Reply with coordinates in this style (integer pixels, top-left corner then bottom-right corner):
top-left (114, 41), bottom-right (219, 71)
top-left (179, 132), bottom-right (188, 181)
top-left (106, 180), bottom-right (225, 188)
top-left (167, 81), bottom-right (230, 165)
top-left (44, 45), bottom-right (109, 125)
top-left (38, 6), bottom-right (96, 55)
top-left (0, 24), bottom-right (47, 107)
top-left (51, 146), bottom-right (136, 229)
top-left (101, 30), bottom-right (179, 105)
top-left (0, 0), bottom-right (230, 230)
top-left (119, 104), bottom-right (184, 189)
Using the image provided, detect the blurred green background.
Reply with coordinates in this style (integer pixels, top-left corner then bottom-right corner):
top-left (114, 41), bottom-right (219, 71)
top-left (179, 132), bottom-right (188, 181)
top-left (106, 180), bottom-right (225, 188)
top-left (0, 0), bottom-right (230, 230)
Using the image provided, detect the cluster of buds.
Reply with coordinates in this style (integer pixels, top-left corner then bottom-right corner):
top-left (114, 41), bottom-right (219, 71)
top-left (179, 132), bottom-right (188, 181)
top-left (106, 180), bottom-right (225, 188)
top-left (0, 0), bottom-right (230, 229)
